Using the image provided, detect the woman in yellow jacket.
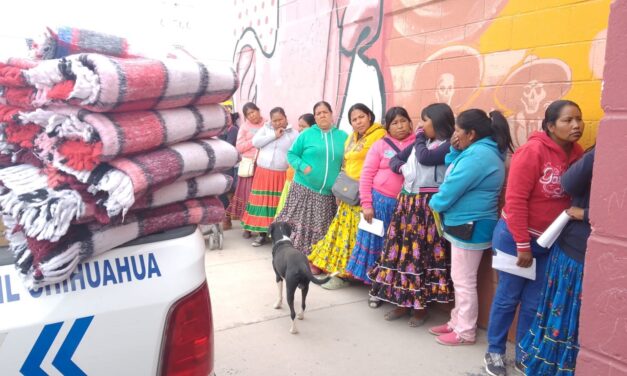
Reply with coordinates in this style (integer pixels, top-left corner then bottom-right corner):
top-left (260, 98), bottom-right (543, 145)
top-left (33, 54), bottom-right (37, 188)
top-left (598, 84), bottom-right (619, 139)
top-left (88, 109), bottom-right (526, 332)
top-left (308, 103), bottom-right (386, 289)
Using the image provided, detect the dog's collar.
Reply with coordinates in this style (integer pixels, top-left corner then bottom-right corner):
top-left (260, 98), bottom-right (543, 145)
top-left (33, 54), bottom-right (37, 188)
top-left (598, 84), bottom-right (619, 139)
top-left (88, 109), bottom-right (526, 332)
top-left (274, 236), bottom-right (292, 246)
top-left (273, 236), bottom-right (293, 250)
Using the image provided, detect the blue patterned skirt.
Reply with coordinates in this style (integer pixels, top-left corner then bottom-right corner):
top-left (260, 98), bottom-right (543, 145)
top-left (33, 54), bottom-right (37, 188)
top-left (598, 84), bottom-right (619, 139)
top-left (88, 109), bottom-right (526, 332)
top-left (346, 189), bottom-right (397, 282)
top-left (518, 243), bottom-right (584, 375)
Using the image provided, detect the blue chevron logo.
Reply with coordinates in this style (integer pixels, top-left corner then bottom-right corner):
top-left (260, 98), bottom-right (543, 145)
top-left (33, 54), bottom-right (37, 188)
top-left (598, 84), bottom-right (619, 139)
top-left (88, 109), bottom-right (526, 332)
top-left (20, 316), bottom-right (94, 376)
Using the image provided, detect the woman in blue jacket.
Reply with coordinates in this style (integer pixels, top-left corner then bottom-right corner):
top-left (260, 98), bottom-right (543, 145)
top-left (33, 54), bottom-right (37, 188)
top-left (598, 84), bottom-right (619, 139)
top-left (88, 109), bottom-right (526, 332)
top-left (428, 109), bottom-right (513, 346)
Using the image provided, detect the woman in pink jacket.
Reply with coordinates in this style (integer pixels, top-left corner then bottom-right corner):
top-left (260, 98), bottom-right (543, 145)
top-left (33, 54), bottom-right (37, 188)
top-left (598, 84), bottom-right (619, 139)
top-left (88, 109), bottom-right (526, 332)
top-left (227, 102), bottom-right (265, 238)
top-left (345, 107), bottom-right (416, 284)
top-left (367, 103), bottom-right (455, 325)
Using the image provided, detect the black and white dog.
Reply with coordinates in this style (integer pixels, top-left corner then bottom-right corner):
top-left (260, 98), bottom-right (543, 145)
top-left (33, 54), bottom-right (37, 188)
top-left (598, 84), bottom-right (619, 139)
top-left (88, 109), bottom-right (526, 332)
top-left (268, 222), bottom-right (335, 334)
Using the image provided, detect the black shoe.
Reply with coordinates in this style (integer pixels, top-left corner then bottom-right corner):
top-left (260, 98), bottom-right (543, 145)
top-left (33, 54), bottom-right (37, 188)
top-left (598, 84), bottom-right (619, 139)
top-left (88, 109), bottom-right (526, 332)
top-left (484, 352), bottom-right (507, 376)
top-left (242, 230), bottom-right (252, 239)
top-left (251, 234), bottom-right (267, 247)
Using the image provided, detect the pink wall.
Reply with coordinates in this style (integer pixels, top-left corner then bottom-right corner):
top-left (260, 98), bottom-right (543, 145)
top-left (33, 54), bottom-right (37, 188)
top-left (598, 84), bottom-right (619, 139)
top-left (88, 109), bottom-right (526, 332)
top-left (577, 1), bottom-right (627, 374)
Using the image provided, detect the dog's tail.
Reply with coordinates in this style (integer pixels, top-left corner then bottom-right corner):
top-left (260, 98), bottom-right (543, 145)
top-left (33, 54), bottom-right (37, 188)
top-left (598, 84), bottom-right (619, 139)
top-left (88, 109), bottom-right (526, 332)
top-left (304, 266), bottom-right (340, 285)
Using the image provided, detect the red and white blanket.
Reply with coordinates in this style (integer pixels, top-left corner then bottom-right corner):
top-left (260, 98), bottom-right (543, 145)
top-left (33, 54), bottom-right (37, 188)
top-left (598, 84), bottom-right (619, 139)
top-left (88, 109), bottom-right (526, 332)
top-left (4, 196), bottom-right (224, 289)
top-left (88, 138), bottom-right (239, 217)
top-left (0, 137), bottom-right (237, 242)
top-left (23, 54), bottom-right (238, 112)
top-left (23, 104), bottom-right (231, 175)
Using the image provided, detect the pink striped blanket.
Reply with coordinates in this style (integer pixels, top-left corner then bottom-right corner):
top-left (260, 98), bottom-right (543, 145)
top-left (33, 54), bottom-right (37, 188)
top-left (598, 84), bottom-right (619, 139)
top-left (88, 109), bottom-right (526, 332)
top-left (23, 104), bottom-right (231, 173)
top-left (5, 196), bottom-right (224, 289)
top-left (0, 138), bottom-right (236, 242)
top-left (30, 26), bottom-right (136, 60)
top-left (24, 54), bottom-right (238, 112)
top-left (87, 138), bottom-right (239, 217)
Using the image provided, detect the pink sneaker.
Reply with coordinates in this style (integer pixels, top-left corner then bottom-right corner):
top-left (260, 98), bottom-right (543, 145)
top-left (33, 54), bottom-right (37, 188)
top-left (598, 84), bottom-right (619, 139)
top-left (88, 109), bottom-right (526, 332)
top-left (435, 331), bottom-right (476, 346)
top-left (428, 323), bottom-right (453, 336)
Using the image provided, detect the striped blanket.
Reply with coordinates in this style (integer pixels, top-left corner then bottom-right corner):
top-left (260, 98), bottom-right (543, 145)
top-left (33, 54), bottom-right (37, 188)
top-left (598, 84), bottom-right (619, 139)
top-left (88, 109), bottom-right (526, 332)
top-left (0, 138), bottom-right (237, 242)
top-left (24, 54), bottom-right (238, 112)
top-left (22, 104), bottom-right (231, 174)
top-left (4, 196), bottom-right (224, 289)
top-left (89, 138), bottom-right (239, 217)
top-left (31, 26), bottom-right (136, 60)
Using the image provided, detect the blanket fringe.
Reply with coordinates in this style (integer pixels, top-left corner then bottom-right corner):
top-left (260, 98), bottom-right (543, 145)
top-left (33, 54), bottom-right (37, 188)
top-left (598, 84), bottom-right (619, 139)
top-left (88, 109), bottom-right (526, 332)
top-left (89, 168), bottom-right (135, 217)
top-left (0, 187), bottom-right (85, 242)
top-left (67, 59), bottom-right (100, 104)
top-left (21, 108), bottom-right (94, 141)
top-left (23, 58), bottom-right (65, 88)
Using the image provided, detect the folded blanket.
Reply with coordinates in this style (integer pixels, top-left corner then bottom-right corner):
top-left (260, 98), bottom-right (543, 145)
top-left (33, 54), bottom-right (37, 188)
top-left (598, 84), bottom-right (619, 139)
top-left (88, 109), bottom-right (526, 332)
top-left (22, 104), bottom-right (231, 173)
top-left (5, 196), bottom-right (224, 289)
top-left (30, 26), bottom-right (136, 60)
top-left (132, 173), bottom-right (233, 210)
top-left (24, 54), bottom-right (238, 112)
top-left (0, 160), bottom-right (235, 242)
top-left (86, 138), bottom-right (239, 217)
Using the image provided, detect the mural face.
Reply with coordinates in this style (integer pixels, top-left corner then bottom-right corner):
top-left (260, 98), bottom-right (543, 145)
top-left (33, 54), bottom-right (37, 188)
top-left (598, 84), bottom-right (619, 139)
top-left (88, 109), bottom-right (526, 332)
top-left (232, 0), bottom-right (609, 148)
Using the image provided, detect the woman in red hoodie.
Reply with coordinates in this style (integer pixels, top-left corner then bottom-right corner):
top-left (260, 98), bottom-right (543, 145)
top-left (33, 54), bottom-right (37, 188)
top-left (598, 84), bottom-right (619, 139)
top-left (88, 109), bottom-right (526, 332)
top-left (484, 100), bottom-right (584, 376)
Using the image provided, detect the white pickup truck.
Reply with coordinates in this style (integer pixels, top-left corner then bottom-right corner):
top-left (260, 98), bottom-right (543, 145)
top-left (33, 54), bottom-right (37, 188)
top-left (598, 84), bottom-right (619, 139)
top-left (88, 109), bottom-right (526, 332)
top-left (0, 225), bottom-right (215, 376)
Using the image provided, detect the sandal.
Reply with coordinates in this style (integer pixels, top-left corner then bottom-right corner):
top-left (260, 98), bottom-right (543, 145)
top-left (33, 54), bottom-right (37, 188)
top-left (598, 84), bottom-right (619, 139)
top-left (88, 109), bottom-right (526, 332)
top-left (242, 230), bottom-right (252, 239)
top-left (368, 297), bottom-right (382, 309)
top-left (384, 307), bottom-right (409, 321)
top-left (408, 312), bottom-right (429, 327)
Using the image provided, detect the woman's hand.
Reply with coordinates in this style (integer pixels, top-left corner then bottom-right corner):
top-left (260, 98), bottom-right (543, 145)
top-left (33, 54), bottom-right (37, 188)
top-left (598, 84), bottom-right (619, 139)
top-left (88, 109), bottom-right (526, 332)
top-left (303, 166), bottom-right (312, 175)
top-left (566, 206), bottom-right (584, 221)
top-left (362, 207), bottom-right (374, 224)
top-left (516, 251), bottom-right (533, 268)
top-left (274, 128), bottom-right (285, 138)
top-left (451, 133), bottom-right (460, 150)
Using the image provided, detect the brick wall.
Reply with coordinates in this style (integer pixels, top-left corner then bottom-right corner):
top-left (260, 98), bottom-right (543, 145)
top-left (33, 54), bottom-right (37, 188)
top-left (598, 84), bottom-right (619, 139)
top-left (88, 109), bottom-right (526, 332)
top-left (577, 1), bottom-right (627, 374)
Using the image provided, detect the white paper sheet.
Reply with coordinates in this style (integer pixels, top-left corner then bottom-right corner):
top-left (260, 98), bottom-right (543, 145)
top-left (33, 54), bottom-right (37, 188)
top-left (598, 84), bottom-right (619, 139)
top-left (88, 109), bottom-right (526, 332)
top-left (358, 213), bottom-right (385, 237)
top-left (537, 211), bottom-right (571, 248)
top-left (492, 249), bottom-right (536, 280)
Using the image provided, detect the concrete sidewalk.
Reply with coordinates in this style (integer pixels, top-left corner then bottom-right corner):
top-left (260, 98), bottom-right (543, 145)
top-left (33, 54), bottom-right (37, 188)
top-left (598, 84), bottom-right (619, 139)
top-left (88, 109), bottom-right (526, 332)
top-left (205, 223), bottom-right (511, 376)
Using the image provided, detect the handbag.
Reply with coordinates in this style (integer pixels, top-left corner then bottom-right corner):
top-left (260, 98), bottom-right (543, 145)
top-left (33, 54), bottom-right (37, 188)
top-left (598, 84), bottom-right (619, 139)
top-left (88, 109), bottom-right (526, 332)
top-left (237, 150), bottom-right (258, 178)
top-left (332, 171), bottom-right (360, 206)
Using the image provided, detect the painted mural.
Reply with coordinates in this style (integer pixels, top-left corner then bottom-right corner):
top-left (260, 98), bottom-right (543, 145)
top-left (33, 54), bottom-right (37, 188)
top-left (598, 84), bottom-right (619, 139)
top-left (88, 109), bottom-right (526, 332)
top-left (232, 0), bottom-right (609, 148)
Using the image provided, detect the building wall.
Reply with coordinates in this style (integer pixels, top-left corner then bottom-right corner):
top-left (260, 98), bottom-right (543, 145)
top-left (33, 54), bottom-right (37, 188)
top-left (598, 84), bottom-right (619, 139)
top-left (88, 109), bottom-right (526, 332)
top-left (232, 0), bottom-right (609, 150)
top-left (577, 1), bottom-right (627, 374)
top-left (231, 0), bottom-right (611, 327)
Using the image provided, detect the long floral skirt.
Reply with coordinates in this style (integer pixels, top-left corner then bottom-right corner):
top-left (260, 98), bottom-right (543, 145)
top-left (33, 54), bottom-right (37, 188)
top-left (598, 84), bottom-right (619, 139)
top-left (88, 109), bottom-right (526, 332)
top-left (241, 166), bottom-right (286, 233)
top-left (518, 244), bottom-right (584, 376)
top-left (308, 201), bottom-right (361, 277)
top-left (346, 189), bottom-right (397, 282)
top-left (227, 175), bottom-right (253, 220)
top-left (274, 182), bottom-right (337, 255)
top-left (367, 192), bottom-right (453, 309)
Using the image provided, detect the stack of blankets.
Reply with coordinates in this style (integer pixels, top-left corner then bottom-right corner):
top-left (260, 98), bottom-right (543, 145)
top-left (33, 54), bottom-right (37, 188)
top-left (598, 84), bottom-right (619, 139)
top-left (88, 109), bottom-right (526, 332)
top-left (0, 27), bottom-right (239, 289)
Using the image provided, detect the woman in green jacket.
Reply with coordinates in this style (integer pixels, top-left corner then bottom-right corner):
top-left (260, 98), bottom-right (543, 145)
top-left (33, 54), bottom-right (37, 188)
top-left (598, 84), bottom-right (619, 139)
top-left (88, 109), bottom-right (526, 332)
top-left (275, 101), bottom-right (348, 255)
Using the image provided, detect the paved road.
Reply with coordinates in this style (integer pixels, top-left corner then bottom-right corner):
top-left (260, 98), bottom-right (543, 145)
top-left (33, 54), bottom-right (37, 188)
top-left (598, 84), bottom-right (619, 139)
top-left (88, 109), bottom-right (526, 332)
top-left (205, 223), bottom-right (514, 376)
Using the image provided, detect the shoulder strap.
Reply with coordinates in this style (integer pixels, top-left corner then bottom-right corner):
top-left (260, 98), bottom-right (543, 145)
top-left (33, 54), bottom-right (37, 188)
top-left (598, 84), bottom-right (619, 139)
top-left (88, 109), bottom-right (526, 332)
top-left (383, 137), bottom-right (401, 154)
